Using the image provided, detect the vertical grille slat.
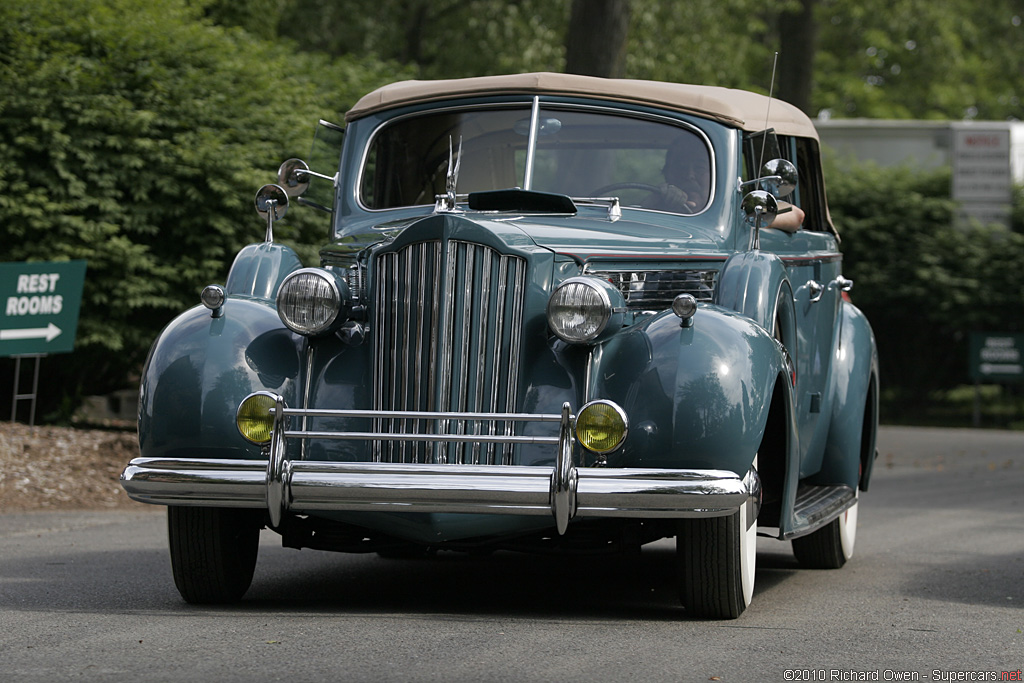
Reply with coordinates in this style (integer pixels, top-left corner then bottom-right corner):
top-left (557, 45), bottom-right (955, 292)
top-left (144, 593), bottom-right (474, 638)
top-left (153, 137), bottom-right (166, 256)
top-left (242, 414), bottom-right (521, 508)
top-left (373, 239), bottom-right (527, 464)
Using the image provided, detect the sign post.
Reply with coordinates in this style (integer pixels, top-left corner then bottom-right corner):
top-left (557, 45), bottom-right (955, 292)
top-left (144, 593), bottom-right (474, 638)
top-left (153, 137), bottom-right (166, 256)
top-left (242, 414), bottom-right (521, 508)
top-left (1, 260), bottom-right (87, 424)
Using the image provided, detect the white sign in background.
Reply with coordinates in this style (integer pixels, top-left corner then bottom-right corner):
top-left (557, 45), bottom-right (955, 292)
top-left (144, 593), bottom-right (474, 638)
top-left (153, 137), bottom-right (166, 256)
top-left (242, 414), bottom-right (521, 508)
top-left (952, 126), bottom-right (1012, 227)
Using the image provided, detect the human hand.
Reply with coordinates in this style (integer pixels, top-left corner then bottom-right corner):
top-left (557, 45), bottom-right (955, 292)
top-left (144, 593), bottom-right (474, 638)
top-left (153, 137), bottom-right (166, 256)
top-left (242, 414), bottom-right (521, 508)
top-left (658, 183), bottom-right (695, 212)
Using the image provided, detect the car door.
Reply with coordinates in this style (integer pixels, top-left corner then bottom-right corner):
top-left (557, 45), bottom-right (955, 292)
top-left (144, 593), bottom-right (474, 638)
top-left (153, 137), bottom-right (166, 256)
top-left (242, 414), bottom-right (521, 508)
top-left (755, 135), bottom-right (844, 475)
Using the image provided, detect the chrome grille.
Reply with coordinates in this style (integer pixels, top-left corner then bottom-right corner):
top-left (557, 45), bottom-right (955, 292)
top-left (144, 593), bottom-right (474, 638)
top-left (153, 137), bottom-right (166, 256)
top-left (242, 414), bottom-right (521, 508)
top-left (372, 239), bottom-right (526, 464)
top-left (588, 269), bottom-right (717, 311)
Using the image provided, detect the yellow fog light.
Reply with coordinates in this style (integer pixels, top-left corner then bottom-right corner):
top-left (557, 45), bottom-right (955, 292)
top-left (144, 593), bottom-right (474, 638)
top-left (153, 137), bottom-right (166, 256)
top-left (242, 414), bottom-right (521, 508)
top-left (575, 400), bottom-right (628, 454)
top-left (236, 392), bottom-right (279, 444)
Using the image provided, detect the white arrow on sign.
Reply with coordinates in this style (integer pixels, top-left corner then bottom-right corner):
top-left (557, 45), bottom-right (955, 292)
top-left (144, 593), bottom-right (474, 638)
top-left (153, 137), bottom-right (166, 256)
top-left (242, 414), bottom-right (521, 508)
top-left (0, 323), bottom-right (62, 342)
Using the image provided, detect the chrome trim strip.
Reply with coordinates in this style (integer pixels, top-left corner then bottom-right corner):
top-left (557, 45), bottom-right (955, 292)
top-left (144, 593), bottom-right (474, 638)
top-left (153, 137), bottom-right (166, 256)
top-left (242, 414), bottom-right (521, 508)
top-left (780, 253), bottom-right (842, 266)
top-left (286, 431), bottom-right (558, 445)
top-left (487, 255), bottom-right (510, 465)
top-left (437, 241), bottom-right (457, 463)
top-left (454, 243), bottom-right (474, 463)
top-left (277, 408), bottom-right (562, 421)
top-left (472, 245), bottom-right (490, 464)
top-left (400, 245), bottom-right (414, 462)
top-left (504, 258), bottom-right (525, 464)
top-left (427, 242), bottom-right (442, 460)
top-left (410, 244), bottom-right (423, 460)
top-left (301, 345), bottom-right (314, 461)
top-left (371, 252), bottom-right (387, 462)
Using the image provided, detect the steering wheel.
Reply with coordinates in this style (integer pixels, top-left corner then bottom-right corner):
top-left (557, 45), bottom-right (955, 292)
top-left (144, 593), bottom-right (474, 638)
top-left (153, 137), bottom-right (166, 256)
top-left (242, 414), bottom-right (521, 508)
top-left (591, 182), bottom-right (660, 197)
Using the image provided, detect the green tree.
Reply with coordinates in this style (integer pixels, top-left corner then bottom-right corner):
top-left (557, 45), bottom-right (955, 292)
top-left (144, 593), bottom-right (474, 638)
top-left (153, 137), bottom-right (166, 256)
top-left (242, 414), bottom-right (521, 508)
top-left (627, 0), bottom-right (775, 89)
top-left (268, 0), bottom-right (1022, 122)
top-left (0, 0), bottom-right (398, 419)
top-left (275, 0), bottom-right (567, 78)
top-left (814, 0), bottom-right (1024, 119)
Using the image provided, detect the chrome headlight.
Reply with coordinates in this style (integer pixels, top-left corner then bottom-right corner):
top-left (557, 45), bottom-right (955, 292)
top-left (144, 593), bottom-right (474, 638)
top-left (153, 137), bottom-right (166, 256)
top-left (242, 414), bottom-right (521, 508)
top-left (276, 268), bottom-right (351, 336)
top-left (546, 277), bottom-right (625, 344)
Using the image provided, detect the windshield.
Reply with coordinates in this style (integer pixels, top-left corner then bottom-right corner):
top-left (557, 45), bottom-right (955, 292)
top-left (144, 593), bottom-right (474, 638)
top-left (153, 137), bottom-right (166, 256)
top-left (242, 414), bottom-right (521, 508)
top-left (359, 106), bottom-right (713, 214)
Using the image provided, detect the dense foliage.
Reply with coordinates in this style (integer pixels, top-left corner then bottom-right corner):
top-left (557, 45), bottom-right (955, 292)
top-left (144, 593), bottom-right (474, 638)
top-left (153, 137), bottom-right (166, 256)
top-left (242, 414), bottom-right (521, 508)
top-left (829, 161), bottom-right (1024, 418)
top-left (0, 0), bottom-right (402, 418)
top-left (260, 0), bottom-right (1024, 121)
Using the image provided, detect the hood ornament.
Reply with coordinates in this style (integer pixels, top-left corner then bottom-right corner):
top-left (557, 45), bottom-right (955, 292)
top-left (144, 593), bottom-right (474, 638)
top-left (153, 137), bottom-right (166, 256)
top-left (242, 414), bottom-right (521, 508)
top-left (435, 136), bottom-right (463, 212)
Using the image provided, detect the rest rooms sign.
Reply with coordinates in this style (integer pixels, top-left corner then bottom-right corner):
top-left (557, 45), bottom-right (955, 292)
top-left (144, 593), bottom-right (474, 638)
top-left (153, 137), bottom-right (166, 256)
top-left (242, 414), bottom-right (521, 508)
top-left (969, 333), bottom-right (1024, 382)
top-left (0, 260), bottom-right (87, 357)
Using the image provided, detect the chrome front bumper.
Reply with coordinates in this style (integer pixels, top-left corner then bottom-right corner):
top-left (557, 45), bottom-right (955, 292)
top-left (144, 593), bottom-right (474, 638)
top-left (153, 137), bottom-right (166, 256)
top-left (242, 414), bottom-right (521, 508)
top-left (122, 400), bottom-right (760, 534)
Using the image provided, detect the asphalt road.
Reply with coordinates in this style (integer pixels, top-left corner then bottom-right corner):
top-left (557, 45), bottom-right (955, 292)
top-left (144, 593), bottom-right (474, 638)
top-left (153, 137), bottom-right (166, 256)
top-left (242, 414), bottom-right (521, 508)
top-left (1, 426), bottom-right (1022, 682)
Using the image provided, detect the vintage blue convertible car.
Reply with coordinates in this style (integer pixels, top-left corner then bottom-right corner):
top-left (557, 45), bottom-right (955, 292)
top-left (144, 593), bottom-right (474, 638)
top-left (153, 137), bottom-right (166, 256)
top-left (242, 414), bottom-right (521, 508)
top-left (121, 73), bottom-right (878, 618)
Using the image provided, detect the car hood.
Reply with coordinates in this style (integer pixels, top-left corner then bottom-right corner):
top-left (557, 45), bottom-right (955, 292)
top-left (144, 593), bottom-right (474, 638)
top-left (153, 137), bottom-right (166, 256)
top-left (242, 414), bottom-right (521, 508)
top-left (332, 208), bottom-right (729, 263)
top-left (504, 210), bottom-right (727, 261)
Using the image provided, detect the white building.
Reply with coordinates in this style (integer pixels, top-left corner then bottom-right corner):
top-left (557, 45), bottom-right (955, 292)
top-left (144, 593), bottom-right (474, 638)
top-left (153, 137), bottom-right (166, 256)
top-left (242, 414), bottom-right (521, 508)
top-left (814, 119), bottom-right (1023, 227)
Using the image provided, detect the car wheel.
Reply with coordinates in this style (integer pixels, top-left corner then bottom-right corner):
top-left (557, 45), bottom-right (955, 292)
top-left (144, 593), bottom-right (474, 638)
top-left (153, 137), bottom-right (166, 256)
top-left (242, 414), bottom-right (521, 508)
top-left (167, 506), bottom-right (262, 604)
top-left (676, 460), bottom-right (757, 619)
top-left (792, 492), bottom-right (858, 569)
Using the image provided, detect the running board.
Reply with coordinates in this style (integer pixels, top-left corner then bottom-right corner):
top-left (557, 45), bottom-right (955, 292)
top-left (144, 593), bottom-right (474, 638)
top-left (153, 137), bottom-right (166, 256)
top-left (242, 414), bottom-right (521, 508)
top-left (783, 484), bottom-right (857, 540)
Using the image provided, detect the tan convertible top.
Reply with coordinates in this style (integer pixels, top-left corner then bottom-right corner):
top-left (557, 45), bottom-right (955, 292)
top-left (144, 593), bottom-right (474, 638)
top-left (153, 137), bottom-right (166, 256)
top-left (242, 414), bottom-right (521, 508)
top-left (346, 72), bottom-right (818, 139)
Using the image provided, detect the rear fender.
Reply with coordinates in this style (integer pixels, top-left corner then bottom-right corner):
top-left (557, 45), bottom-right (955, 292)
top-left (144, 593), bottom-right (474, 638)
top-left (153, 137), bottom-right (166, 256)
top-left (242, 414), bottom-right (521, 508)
top-left (816, 301), bottom-right (880, 490)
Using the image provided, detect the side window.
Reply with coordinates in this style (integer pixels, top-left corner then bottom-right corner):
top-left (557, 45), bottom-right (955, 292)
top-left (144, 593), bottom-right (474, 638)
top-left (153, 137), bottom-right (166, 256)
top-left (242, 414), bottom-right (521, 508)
top-left (744, 132), bottom-right (829, 231)
top-left (742, 129), bottom-right (783, 180)
top-left (794, 138), bottom-right (828, 231)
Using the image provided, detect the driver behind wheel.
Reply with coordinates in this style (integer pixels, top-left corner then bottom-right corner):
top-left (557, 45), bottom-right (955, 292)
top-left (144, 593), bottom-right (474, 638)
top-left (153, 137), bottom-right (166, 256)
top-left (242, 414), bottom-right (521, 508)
top-left (643, 133), bottom-right (711, 214)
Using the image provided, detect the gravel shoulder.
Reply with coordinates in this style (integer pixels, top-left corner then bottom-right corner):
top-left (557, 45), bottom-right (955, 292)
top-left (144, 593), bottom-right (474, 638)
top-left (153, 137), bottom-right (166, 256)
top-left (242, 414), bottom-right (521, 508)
top-left (0, 422), bottom-right (140, 511)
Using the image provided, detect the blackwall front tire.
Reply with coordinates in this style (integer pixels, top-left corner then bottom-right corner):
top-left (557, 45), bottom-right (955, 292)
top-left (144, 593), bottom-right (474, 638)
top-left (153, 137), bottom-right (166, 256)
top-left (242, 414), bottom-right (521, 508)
top-left (676, 501), bottom-right (757, 619)
top-left (167, 506), bottom-right (262, 604)
top-left (792, 494), bottom-right (858, 569)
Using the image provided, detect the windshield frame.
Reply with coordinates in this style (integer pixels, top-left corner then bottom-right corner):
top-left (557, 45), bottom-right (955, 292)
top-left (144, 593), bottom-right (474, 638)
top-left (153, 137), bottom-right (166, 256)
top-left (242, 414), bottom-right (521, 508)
top-left (353, 100), bottom-right (717, 217)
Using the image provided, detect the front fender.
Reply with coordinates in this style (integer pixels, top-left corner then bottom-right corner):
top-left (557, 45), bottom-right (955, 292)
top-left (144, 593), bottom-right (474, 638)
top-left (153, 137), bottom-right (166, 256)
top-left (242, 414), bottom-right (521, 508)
top-left (594, 305), bottom-right (790, 477)
top-left (224, 242), bottom-right (303, 300)
top-left (138, 298), bottom-right (305, 460)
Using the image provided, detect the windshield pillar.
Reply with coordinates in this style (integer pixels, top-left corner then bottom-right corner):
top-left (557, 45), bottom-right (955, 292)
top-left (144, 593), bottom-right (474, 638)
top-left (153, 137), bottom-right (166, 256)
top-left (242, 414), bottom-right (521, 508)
top-left (522, 96), bottom-right (541, 190)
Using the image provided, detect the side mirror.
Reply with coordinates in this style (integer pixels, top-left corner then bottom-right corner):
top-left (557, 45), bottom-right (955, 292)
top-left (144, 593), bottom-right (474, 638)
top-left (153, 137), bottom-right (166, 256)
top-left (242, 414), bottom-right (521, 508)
top-left (254, 184), bottom-right (289, 243)
top-left (742, 190), bottom-right (778, 228)
top-left (759, 158), bottom-right (798, 198)
top-left (742, 190), bottom-right (778, 250)
top-left (277, 159), bottom-right (311, 197)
